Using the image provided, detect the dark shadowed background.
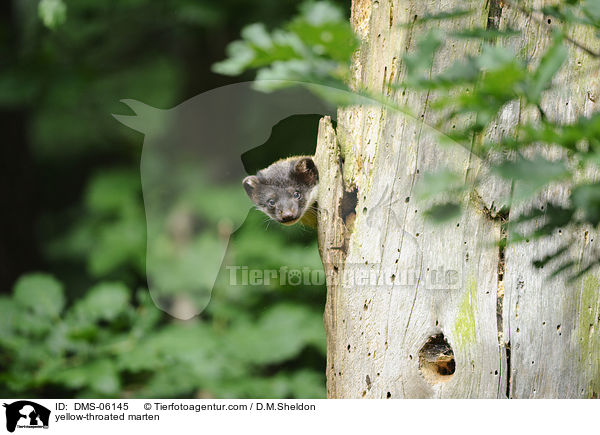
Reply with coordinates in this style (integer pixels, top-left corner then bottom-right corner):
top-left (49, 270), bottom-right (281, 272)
top-left (0, 0), bottom-right (349, 398)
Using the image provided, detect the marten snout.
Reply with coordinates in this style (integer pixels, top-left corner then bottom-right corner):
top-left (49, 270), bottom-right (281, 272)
top-left (280, 211), bottom-right (297, 222)
top-left (278, 200), bottom-right (299, 222)
top-left (242, 156), bottom-right (318, 226)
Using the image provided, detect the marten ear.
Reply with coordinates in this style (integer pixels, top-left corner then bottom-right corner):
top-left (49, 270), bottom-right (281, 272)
top-left (243, 176), bottom-right (260, 198)
top-left (293, 157), bottom-right (319, 186)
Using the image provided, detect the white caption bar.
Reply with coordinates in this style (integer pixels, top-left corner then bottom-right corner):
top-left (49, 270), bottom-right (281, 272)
top-left (0, 399), bottom-right (596, 435)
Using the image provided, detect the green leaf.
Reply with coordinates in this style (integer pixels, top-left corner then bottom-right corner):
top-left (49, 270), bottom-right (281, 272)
top-left (88, 360), bottom-right (121, 395)
top-left (527, 35), bottom-right (568, 103)
top-left (287, 3), bottom-right (358, 63)
top-left (226, 304), bottom-right (325, 365)
top-left (404, 29), bottom-right (444, 78)
top-left (533, 245), bottom-right (569, 269)
top-left (88, 215), bottom-right (146, 276)
top-left (13, 273), bottom-right (64, 318)
top-left (450, 27), bottom-right (520, 40)
top-left (54, 359), bottom-right (120, 395)
top-left (212, 1), bottom-right (356, 85)
top-left (541, 5), bottom-right (591, 25)
top-left (117, 323), bottom-right (231, 394)
top-left (582, 0), bottom-right (600, 24)
top-left (288, 370), bottom-right (326, 398)
top-left (241, 22), bottom-right (274, 49)
top-left (71, 282), bottom-right (130, 323)
top-left (476, 45), bottom-right (517, 71)
top-left (571, 183), bottom-right (600, 225)
top-left (297, 1), bottom-right (345, 25)
top-left (567, 259), bottom-right (600, 282)
top-left (493, 155), bottom-right (570, 202)
top-left (426, 58), bottom-right (480, 88)
top-left (423, 202), bottom-right (462, 223)
top-left (415, 169), bottom-right (466, 201)
top-left (218, 370), bottom-right (325, 399)
top-left (549, 260), bottom-right (577, 279)
top-left (38, 0), bottom-right (67, 29)
top-left (509, 204), bottom-right (574, 242)
top-left (399, 8), bottom-right (474, 27)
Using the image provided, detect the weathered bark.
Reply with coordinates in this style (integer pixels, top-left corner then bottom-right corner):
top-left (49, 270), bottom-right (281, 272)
top-left (500, 3), bottom-right (600, 399)
top-left (315, 0), bottom-right (600, 398)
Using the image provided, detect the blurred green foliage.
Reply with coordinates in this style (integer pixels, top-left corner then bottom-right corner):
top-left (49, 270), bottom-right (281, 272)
top-left (393, 7), bottom-right (600, 278)
top-left (218, 0), bottom-right (600, 279)
top-left (213, 0), bottom-right (357, 92)
top-left (0, 0), bottom-right (351, 398)
top-left (38, 0), bottom-right (66, 29)
top-left (8, 0), bottom-right (597, 399)
top-left (0, 265), bottom-right (326, 398)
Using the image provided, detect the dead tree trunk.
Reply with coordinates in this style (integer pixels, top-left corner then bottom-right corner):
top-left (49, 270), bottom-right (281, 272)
top-left (314, 0), bottom-right (600, 398)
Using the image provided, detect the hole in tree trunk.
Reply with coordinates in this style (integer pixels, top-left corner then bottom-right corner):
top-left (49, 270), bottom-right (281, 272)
top-left (339, 187), bottom-right (358, 227)
top-left (418, 333), bottom-right (455, 383)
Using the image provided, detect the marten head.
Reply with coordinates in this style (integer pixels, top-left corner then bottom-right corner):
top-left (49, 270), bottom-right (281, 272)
top-left (243, 157), bottom-right (319, 225)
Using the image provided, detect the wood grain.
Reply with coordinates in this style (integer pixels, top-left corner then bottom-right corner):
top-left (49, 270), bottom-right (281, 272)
top-left (315, 0), bottom-right (600, 398)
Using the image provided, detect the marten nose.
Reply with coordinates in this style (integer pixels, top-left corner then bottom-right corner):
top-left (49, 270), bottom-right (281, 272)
top-left (281, 211), bottom-right (295, 222)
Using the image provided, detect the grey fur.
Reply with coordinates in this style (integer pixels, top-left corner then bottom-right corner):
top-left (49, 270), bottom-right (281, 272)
top-left (243, 156), bottom-right (319, 225)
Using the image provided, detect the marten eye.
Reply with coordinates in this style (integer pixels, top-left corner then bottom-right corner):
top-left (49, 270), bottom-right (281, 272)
top-left (267, 199), bottom-right (276, 207)
top-left (293, 191), bottom-right (301, 199)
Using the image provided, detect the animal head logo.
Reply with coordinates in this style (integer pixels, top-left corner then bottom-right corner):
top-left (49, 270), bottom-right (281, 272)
top-left (3, 401), bottom-right (50, 433)
top-left (113, 81), bottom-right (338, 319)
top-left (112, 80), bottom-right (465, 318)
